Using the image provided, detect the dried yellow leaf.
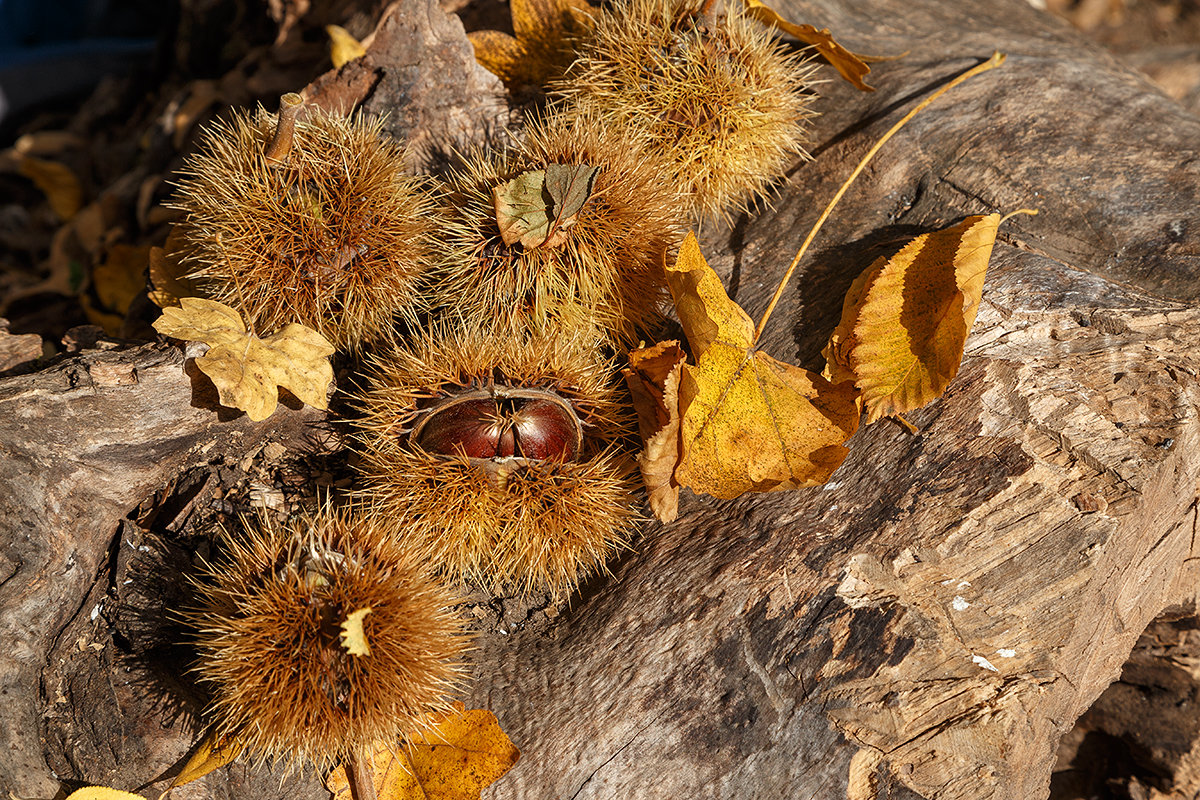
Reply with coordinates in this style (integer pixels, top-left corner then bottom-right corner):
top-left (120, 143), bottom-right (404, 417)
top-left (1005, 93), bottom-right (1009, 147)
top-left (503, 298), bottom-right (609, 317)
top-left (325, 702), bottom-right (520, 800)
top-left (63, 788), bottom-right (147, 800)
top-left (666, 234), bottom-right (860, 498)
top-left (742, 0), bottom-right (874, 91)
top-left (18, 155), bottom-right (83, 219)
top-left (340, 607), bottom-right (373, 656)
top-left (468, 0), bottom-right (595, 95)
top-left (823, 212), bottom-right (1033, 423)
top-left (152, 297), bottom-right (334, 421)
top-left (623, 341), bottom-right (687, 522)
top-left (327, 24), bottom-right (367, 68)
top-left (467, 30), bottom-right (525, 85)
top-left (148, 227), bottom-right (200, 309)
top-left (93, 244), bottom-right (152, 323)
top-left (159, 728), bottom-right (243, 795)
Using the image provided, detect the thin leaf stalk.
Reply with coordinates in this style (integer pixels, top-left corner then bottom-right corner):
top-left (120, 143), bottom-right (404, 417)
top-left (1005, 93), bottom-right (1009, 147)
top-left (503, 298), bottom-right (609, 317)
top-left (346, 747), bottom-right (378, 800)
top-left (752, 51), bottom-right (1007, 346)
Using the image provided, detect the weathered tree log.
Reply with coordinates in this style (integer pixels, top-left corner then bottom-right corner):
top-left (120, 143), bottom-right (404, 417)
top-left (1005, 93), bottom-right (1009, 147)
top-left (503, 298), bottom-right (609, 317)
top-left (4, 0), bottom-right (1200, 798)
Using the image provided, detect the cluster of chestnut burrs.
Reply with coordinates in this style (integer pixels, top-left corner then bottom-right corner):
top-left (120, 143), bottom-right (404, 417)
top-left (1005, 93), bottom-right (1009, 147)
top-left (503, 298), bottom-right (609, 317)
top-left (165, 0), bottom-right (816, 775)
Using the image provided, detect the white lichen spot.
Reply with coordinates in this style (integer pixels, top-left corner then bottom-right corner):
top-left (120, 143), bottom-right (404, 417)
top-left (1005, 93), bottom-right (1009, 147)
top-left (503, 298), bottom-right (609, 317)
top-left (996, 648), bottom-right (1016, 658)
top-left (89, 603), bottom-right (102, 621)
top-left (952, 596), bottom-right (970, 611)
top-left (973, 655), bottom-right (999, 672)
top-left (957, 580), bottom-right (971, 589)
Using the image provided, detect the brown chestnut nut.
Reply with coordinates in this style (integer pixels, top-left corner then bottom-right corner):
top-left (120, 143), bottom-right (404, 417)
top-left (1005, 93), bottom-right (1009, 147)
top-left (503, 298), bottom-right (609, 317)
top-left (412, 388), bottom-right (583, 461)
top-left (353, 322), bottom-right (638, 597)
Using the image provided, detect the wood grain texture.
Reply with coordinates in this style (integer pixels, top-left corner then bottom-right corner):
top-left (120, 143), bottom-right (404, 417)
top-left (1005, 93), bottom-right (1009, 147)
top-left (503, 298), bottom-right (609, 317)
top-left (0, 345), bottom-right (322, 798)
top-left (3, 0), bottom-right (1200, 798)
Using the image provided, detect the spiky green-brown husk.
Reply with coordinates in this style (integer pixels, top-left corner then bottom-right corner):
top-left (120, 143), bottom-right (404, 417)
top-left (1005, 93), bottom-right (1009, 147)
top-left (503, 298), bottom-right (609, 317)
top-left (430, 111), bottom-right (684, 345)
top-left (169, 105), bottom-right (439, 351)
top-left (555, 0), bottom-right (816, 220)
top-left (353, 321), bottom-right (639, 597)
top-left (187, 508), bottom-right (469, 768)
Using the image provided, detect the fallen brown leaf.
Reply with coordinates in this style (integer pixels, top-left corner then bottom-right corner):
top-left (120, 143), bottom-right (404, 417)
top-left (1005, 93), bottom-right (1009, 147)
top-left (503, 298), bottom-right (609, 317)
top-left (492, 164), bottom-right (597, 248)
top-left (666, 234), bottom-right (860, 499)
top-left (326, 702), bottom-right (520, 800)
top-left (92, 244), bottom-right (152, 322)
top-left (623, 340), bottom-right (687, 521)
top-left (742, 0), bottom-right (875, 91)
top-left (823, 211), bottom-right (1033, 423)
top-left (18, 155), bottom-right (83, 219)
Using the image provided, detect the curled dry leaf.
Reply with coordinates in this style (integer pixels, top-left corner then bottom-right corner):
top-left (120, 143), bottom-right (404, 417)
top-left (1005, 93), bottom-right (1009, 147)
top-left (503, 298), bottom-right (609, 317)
top-left (661, 234), bottom-right (860, 500)
top-left (92, 244), bottom-right (153, 322)
top-left (623, 340), bottom-right (687, 522)
top-left (823, 211), bottom-right (1034, 424)
top-left (152, 297), bottom-right (334, 421)
top-left (325, 701), bottom-right (520, 800)
top-left (741, 0), bottom-right (874, 91)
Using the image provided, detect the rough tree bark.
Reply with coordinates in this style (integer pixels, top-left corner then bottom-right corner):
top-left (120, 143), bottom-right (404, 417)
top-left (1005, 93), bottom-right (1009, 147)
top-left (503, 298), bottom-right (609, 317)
top-left (2, 0), bottom-right (1199, 798)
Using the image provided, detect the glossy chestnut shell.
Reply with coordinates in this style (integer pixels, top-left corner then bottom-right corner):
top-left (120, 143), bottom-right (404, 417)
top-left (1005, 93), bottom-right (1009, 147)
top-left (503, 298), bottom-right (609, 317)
top-left (411, 388), bottom-right (583, 462)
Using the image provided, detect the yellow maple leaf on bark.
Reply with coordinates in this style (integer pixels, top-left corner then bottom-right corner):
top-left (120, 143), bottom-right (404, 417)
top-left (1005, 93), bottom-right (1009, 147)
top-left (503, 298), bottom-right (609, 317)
top-left (468, 0), bottom-right (596, 97)
top-left (651, 234), bottom-right (860, 501)
top-left (325, 702), bottom-right (520, 800)
top-left (823, 211), bottom-right (1035, 424)
top-left (741, 0), bottom-right (875, 91)
top-left (625, 53), bottom-right (1007, 510)
top-left (152, 297), bottom-right (334, 421)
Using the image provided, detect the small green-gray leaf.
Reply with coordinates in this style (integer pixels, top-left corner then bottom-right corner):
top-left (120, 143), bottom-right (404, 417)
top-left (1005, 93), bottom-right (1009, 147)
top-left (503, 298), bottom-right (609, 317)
top-left (492, 169), bottom-right (552, 248)
top-left (544, 163), bottom-right (599, 227)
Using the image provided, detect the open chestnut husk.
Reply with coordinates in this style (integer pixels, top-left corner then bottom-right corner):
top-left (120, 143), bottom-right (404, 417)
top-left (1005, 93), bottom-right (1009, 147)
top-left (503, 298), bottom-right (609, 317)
top-left (412, 388), bottom-right (584, 462)
top-left (353, 322), bottom-right (639, 597)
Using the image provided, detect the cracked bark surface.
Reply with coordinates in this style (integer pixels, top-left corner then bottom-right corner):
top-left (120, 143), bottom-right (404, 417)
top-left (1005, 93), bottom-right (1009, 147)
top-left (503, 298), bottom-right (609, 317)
top-left (3, 0), bottom-right (1200, 798)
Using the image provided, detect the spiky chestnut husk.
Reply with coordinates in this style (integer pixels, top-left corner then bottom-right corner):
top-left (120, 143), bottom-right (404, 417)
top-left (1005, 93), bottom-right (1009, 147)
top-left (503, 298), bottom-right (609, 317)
top-left (168, 100), bottom-right (439, 351)
top-left (430, 110), bottom-right (685, 345)
top-left (353, 321), bottom-right (639, 597)
top-left (554, 0), bottom-right (817, 221)
top-left (186, 507), bottom-right (469, 769)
